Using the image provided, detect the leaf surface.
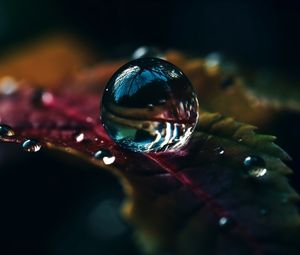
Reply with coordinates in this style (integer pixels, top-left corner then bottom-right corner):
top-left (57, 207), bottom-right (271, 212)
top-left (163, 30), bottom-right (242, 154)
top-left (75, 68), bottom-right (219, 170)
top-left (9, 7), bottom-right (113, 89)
top-left (0, 72), bottom-right (299, 255)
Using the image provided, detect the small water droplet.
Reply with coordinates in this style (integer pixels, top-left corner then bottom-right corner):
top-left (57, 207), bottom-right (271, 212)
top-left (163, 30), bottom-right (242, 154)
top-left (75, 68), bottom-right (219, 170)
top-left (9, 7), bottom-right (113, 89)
top-left (0, 124), bottom-right (15, 140)
top-left (147, 104), bottom-right (154, 110)
top-left (101, 58), bottom-right (199, 152)
top-left (132, 46), bottom-right (164, 59)
top-left (218, 216), bottom-right (234, 231)
top-left (75, 132), bottom-right (85, 143)
top-left (94, 150), bottom-right (115, 165)
top-left (214, 146), bottom-right (225, 156)
top-left (243, 155), bottom-right (267, 178)
top-left (22, 139), bottom-right (42, 152)
top-left (0, 76), bottom-right (18, 95)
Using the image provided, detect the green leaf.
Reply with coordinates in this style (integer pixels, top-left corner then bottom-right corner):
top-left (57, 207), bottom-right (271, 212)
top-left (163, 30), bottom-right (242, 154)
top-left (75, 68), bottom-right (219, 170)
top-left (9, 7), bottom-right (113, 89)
top-left (121, 112), bottom-right (300, 255)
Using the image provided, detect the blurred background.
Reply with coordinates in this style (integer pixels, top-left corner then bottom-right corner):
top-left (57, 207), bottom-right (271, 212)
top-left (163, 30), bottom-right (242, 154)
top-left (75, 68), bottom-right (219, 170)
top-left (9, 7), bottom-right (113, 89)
top-left (0, 0), bottom-right (299, 254)
top-left (1, 0), bottom-right (300, 70)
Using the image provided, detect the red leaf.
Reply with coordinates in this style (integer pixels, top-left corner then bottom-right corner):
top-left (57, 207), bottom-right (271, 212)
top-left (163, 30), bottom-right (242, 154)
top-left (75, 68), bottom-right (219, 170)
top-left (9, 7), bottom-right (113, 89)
top-left (0, 68), bottom-right (299, 255)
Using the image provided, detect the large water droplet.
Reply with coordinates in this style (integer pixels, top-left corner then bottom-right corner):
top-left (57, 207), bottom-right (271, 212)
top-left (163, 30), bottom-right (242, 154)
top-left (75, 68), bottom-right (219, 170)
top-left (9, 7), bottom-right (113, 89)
top-left (0, 124), bottom-right (15, 140)
top-left (101, 58), bottom-right (199, 152)
top-left (132, 46), bottom-right (164, 59)
top-left (243, 155), bottom-right (267, 178)
top-left (94, 149), bottom-right (115, 165)
top-left (22, 139), bottom-right (42, 152)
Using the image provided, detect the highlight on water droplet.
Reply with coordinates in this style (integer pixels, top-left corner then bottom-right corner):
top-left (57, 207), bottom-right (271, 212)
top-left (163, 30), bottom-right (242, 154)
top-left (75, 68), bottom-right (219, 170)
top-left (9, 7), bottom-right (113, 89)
top-left (0, 124), bottom-right (15, 141)
top-left (75, 132), bottom-right (85, 143)
top-left (22, 139), bottom-right (42, 152)
top-left (214, 146), bottom-right (225, 156)
top-left (94, 149), bottom-right (116, 165)
top-left (218, 217), bottom-right (228, 226)
top-left (243, 155), bottom-right (267, 178)
top-left (218, 216), bottom-right (235, 231)
top-left (101, 58), bottom-right (199, 152)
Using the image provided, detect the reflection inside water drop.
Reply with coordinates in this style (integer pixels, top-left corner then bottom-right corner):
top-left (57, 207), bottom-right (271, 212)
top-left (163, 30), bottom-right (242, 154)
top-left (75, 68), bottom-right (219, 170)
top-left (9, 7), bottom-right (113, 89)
top-left (22, 139), bottom-right (42, 152)
top-left (248, 167), bottom-right (267, 178)
top-left (0, 124), bottom-right (15, 140)
top-left (94, 150), bottom-right (115, 165)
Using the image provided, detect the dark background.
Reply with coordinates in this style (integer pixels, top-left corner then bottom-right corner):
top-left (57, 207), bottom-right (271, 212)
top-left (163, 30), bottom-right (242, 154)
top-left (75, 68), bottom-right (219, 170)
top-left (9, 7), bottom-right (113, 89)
top-left (1, 0), bottom-right (300, 71)
top-left (0, 1), bottom-right (299, 254)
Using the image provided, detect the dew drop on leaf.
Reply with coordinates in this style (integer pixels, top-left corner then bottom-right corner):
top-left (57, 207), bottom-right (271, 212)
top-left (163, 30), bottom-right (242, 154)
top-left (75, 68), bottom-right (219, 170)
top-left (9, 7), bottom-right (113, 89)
top-left (214, 146), bottom-right (225, 156)
top-left (218, 216), bottom-right (235, 231)
top-left (0, 124), bottom-right (15, 140)
top-left (22, 139), bottom-right (42, 152)
top-left (94, 149), bottom-right (116, 165)
top-left (243, 155), bottom-right (267, 178)
top-left (101, 58), bottom-right (199, 152)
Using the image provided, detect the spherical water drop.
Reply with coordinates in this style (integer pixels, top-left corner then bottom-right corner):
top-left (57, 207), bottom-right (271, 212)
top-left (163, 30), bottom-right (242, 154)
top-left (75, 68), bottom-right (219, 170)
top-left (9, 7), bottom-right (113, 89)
top-left (218, 216), bottom-right (235, 231)
top-left (0, 124), bottom-right (15, 140)
top-left (132, 46), bottom-right (163, 59)
top-left (22, 139), bottom-right (42, 152)
top-left (101, 58), bottom-right (199, 152)
top-left (94, 150), bottom-right (115, 165)
top-left (219, 217), bottom-right (228, 226)
top-left (214, 146), bottom-right (225, 156)
top-left (243, 155), bottom-right (267, 178)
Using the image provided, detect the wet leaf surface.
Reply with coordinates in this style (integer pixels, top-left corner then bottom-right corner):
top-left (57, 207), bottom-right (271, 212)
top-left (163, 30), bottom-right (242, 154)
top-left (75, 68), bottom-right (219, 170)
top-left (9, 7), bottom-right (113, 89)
top-left (0, 68), bottom-right (299, 254)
